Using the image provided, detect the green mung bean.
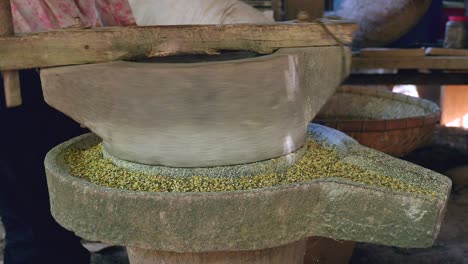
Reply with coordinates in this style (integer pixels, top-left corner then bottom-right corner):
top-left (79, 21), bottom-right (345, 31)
top-left (63, 141), bottom-right (436, 196)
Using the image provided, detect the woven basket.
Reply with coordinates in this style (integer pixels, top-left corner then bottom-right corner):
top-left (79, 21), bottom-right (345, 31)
top-left (313, 86), bottom-right (441, 157)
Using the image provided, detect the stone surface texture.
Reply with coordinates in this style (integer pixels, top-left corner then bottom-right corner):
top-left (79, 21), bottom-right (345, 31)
top-left (41, 46), bottom-right (349, 167)
top-left (44, 125), bottom-right (451, 253)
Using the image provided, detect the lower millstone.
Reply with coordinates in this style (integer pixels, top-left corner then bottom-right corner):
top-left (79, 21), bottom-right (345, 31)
top-left (45, 125), bottom-right (450, 251)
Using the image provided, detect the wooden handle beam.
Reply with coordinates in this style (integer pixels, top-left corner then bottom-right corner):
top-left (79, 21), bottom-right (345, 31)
top-left (0, 21), bottom-right (357, 71)
top-left (0, 0), bottom-right (21, 107)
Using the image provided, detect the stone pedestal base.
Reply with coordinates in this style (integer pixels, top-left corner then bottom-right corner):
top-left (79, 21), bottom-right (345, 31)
top-left (127, 240), bottom-right (306, 264)
top-left (304, 237), bottom-right (356, 264)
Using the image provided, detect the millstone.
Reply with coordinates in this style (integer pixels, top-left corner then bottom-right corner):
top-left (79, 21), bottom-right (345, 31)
top-left (40, 46), bottom-right (350, 167)
top-left (45, 124), bottom-right (451, 253)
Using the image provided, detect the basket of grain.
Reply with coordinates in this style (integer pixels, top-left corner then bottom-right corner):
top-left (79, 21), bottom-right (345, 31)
top-left (313, 86), bottom-right (440, 157)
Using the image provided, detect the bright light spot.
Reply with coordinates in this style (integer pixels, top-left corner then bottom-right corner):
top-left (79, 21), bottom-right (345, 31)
top-left (284, 56), bottom-right (299, 101)
top-left (393, 85), bottom-right (419, 97)
top-left (283, 134), bottom-right (295, 154)
top-left (445, 113), bottom-right (468, 128)
top-left (446, 118), bottom-right (461, 127)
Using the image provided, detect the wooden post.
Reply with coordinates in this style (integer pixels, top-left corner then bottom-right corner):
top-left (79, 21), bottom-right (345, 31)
top-left (283, 0), bottom-right (324, 21)
top-left (272, 0), bottom-right (283, 21)
top-left (0, 0), bottom-right (21, 107)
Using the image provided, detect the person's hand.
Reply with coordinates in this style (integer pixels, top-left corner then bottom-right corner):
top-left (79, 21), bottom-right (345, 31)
top-left (127, 0), bottom-right (273, 26)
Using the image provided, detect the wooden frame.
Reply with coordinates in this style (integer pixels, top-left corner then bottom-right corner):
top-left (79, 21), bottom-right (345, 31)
top-left (349, 48), bottom-right (468, 85)
top-left (0, 21), bottom-right (356, 71)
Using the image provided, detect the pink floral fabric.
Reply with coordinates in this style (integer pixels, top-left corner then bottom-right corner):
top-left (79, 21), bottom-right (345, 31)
top-left (11, 0), bottom-right (136, 34)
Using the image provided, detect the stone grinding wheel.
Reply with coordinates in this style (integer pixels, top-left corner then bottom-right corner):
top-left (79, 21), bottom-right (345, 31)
top-left (45, 124), bottom-right (451, 263)
top-left (40, 46), bottom-right (350, 167)
top-left (336, 0), bottom-right (432, 48)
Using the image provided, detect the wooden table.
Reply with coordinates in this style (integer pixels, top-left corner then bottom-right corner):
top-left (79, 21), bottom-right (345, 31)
top-left (348, 48), bottom-right (468, 85)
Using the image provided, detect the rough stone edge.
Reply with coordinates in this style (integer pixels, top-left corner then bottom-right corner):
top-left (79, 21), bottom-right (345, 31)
top-left (309, 124), bottom-right (449, 194)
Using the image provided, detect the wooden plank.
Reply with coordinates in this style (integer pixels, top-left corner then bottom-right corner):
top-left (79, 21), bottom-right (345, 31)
top-left (359, 48), bottom-right (426, 58)
top-left (426, 47), bottom-right (468, 56)
top-left (352, 56), bottom-right (468, 70)
top-left (345, 72), bottom-right (468, 85)
top-left (0, 22), bottom-right (356, 71)
top-left (0, 0), bottom-right (21, 107)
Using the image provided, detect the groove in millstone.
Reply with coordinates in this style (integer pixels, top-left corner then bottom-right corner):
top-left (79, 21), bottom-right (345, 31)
top-left (64, 136), bottom-right (437, 196)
